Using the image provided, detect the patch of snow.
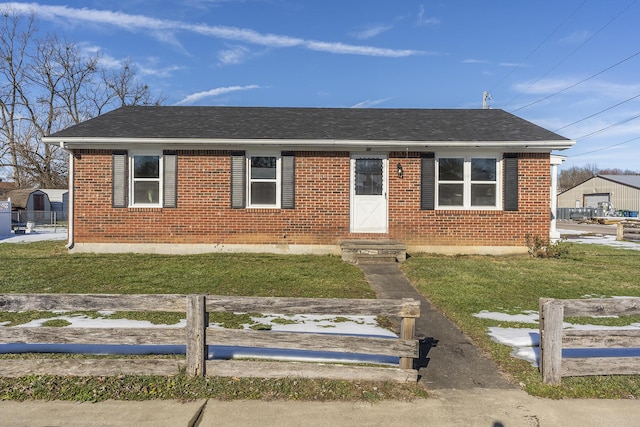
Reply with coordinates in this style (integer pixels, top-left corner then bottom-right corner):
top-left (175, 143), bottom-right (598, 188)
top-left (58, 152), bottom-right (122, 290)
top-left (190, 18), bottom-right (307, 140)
top-left (479, 304), bottom-right (640, 367)
top-left (1, 313), bottom-right (398, 365)
top-left (474, 310), bottom-right (538, 324)
top-left (0, 227), bottom-right (67, 244)
top-left (558, 232), bottom-right (640, 251)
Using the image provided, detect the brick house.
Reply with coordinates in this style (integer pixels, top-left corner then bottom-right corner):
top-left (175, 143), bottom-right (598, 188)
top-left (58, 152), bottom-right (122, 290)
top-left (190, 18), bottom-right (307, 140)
top-left (44, 106), bottom-right (574, 256)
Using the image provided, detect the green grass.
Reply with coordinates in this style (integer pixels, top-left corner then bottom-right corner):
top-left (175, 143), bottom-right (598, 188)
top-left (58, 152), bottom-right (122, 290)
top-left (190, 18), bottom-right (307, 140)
top-left (3, 240), bottom-right (640, 400)
top-left (401, 242), bottom-right (640, 399)
top-left (0, 374), bottom-right (428, 402)
top-left (0, 241), bottom-right (429, 401)
top-left (0, 241), bottom-right (373, 298)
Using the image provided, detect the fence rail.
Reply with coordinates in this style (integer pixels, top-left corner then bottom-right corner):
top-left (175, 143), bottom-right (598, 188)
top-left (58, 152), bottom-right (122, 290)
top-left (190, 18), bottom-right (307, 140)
top-left (539, 297), bottom-right (640, 384)
top-left (616, 221), bottom-right (640, 242)
top-left (0, 293), bottom-right (420, 382)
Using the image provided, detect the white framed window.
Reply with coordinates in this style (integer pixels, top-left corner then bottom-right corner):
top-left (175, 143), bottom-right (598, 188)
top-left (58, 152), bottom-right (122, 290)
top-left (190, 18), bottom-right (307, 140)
top-left (130, 153), bottom-right (163, 207)
top-left (247, 154), bottom-right (281, 208)
top-left (436, 155), bottom-right (501, 209)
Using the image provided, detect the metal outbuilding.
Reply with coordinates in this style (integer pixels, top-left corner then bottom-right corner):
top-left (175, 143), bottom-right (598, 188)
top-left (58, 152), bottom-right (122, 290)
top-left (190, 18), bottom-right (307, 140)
top-left (557, 175), bottom-right (640, 212)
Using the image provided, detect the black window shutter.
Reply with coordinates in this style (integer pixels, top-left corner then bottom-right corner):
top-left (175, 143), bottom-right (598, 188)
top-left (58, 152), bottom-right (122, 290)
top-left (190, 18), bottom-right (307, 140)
top-left (230, 152), bottom-right (246, 208)
top-left (163, 151), bottom-right (178, 208)
top-left (112, 151), bottom-right (128, 208)
top-left (503, 154), bottom-right (519, 211)
top-left (420, 153), bottom-right (435, 210)
top-left (281, 151), bottom-right (295, 209)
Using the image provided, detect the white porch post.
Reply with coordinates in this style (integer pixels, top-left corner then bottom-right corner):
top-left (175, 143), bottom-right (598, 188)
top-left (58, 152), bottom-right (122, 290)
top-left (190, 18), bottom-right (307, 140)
top-left (550, 155), bottom-right (565, 241)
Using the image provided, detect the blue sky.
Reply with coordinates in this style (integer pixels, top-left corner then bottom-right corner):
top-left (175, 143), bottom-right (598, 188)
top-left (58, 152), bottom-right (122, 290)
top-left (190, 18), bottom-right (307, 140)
top-left (4, 0), bottom-right (640, 171)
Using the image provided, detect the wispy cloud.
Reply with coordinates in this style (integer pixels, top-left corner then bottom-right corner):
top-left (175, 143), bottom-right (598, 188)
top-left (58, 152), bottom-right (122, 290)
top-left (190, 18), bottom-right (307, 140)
top-left (350, 98), bottom-right (392, 108)
top-left (80, 45), bottom-right (183, 78)
top-left (175, 85), bottom-right (261, 105)
top-left (558, 30), bottom-right (591, 46)
top-left (350, 24), bottom-right (393, 40)
top-left (417, 5), bottom-right (440, 26)
top-left (462, 58), bottom-right (489, 64)
top-left (217, 45), bottom-right (252, 65)
top-left (3, 2), bottom-right (422, 58)
top-left (513, 77), bottom-right (640, 98)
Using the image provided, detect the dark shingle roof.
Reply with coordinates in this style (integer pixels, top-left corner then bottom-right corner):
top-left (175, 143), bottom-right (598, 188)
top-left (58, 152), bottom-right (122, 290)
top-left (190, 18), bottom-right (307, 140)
top-left (48, 106), bottom-right (570, 142)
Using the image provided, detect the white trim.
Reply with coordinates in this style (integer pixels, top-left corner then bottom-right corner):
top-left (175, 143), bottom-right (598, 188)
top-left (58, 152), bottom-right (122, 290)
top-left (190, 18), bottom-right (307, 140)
top-left (349, 154), bottom-right (388, 233)
top-left (246, 152), bottom-right (281, 209)
top-left (129, 152), bottom-right (163, 208)
top-left (435, 154), bottom-right (502, 210)
top-left (49, 137), bottom-right (576, 151)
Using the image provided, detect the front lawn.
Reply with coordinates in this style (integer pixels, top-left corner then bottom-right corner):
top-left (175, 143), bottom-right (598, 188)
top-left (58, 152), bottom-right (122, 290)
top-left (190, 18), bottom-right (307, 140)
top-left (0, 241), bottom-right (373, 298)
top-left (401, 243), bottom-right (640, 399)
top-left (2, 240), bottom-right (639, 400)
top-left (0, 241), bottom-right (431, 402)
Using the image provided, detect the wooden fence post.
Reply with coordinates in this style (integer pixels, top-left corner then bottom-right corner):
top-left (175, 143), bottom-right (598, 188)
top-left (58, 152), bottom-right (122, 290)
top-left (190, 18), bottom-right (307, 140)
top-left (540, 299), bottom-right (564, 385)
top-left (186, 294), bottom-right (207, 377)
top-left (399, 299), bottom-right (419, 370)
top-left (617, 222), bottom-right (624, 241)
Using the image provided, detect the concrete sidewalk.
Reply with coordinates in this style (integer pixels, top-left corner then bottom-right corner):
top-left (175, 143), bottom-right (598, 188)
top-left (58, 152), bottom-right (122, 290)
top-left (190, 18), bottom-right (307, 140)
top-left (2, 390), bottom-right (640, 426)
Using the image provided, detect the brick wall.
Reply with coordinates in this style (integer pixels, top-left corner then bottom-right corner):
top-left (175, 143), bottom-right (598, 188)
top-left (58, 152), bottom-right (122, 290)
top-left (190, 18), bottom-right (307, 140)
top-left (72, 149), bottom-right (550, 247)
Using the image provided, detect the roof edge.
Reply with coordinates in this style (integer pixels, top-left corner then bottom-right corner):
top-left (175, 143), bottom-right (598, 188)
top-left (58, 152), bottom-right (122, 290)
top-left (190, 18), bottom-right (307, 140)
top-left (45, 137), bottom-right (576, 151)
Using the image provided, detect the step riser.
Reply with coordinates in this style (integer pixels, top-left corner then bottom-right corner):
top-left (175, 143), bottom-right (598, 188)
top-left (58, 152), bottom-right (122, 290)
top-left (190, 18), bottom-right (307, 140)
top-left (355, 256), bottom-right (398, 265)
top-left (340, 241), bottom-right (407, 264)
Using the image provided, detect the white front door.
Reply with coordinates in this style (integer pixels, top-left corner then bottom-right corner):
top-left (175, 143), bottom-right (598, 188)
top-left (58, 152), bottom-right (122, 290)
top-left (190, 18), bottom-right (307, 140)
top-left (350, 155), bottom-right (388, 233)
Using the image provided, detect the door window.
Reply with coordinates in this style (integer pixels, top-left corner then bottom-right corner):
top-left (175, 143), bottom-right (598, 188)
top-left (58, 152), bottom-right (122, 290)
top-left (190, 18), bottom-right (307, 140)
top-left (355, 159), bottom-right (383, 196)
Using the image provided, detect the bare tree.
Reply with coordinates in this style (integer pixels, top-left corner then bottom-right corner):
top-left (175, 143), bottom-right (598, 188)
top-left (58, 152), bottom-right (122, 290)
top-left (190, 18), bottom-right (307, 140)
top-left (0, 8), bottom-right (163, 189)
top-left (101, 58), bottom-right (163, 110)
top-left (558, 164), bottom-right (599, 192)
top-left (0, 11), bottom-right (37, 187)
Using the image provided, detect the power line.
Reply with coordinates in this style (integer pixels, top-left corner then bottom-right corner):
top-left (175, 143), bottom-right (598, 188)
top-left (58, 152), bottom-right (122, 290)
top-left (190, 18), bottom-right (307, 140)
top-left (489, 0), bottom-right (588, 94)
top-left (511, 49), bottom-right (640, 112)
top-left (554, 93), bottom-right (640, 132)
top-left (575, 111), bottom-right (640, 140)
top-left (507, 0), bottom-right (637, 111)
top-left (571, 135), bottom-right (640, 157)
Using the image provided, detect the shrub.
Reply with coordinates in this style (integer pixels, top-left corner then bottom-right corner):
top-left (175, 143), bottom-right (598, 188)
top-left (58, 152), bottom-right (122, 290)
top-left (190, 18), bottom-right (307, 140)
top-left (525, 234), bottom-right (570, 258)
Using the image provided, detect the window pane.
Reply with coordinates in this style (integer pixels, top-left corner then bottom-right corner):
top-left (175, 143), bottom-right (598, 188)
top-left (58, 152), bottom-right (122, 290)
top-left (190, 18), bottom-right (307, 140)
top-left (438, 183), bottom-right (463, 206)
top-left (355, 159), bottom-right (383, 195)
top-left (471, 184), bottom-right (496, 206)
top-left (439, 158), bottom-right (464, 181)
top-left (134, 156), bottom-right (160, 178)
top-left (251, 182), bottom-right (276, 205)
top-left (251, 157), bottom-right (277, 179)
top-left (134, 181), bottom-right (159, 204)
top-left (471, 158), bottom-right (496, 181)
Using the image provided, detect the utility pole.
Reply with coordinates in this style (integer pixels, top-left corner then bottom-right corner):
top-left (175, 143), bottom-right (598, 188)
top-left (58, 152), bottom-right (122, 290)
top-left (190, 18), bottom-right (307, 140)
top-left (482, 91), bottom-right (492, 109)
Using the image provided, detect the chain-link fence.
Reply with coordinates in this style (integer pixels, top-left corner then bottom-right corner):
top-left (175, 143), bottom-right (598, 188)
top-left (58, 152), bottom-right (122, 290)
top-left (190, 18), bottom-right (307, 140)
top-left (11, 210), bottom-right (67, 228)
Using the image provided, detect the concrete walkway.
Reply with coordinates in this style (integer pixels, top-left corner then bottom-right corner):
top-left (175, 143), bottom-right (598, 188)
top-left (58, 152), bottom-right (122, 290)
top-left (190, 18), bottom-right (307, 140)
top-left (2, 390), bottom-right (640, 426)
top-left (359, 263), bottom-right (515, 390)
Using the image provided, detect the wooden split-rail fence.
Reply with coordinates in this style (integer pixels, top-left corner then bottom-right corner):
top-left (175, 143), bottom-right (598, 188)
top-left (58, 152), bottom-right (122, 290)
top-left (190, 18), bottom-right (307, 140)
top-left (539, 297), bottom-right (640, 384)
top-left (616, 221), bottom-right (640, 242)
top-left (0, 294), bottom-right (420, 382)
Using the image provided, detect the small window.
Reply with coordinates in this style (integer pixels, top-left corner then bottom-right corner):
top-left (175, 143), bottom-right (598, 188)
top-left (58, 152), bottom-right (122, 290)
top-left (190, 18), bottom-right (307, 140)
top-left (355, 158), bottom-right (384, 196)
top-left (248, 155), bottom-right (280, 207)
top-left (131, 154), bottom-right (162, 206)
top-left (437, 156), bottom-right (500, 209)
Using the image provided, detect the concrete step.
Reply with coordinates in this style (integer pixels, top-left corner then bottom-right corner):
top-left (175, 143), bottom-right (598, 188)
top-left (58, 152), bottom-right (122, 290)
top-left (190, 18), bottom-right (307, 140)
top-left (339, 240), bottom-right (407, 264)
